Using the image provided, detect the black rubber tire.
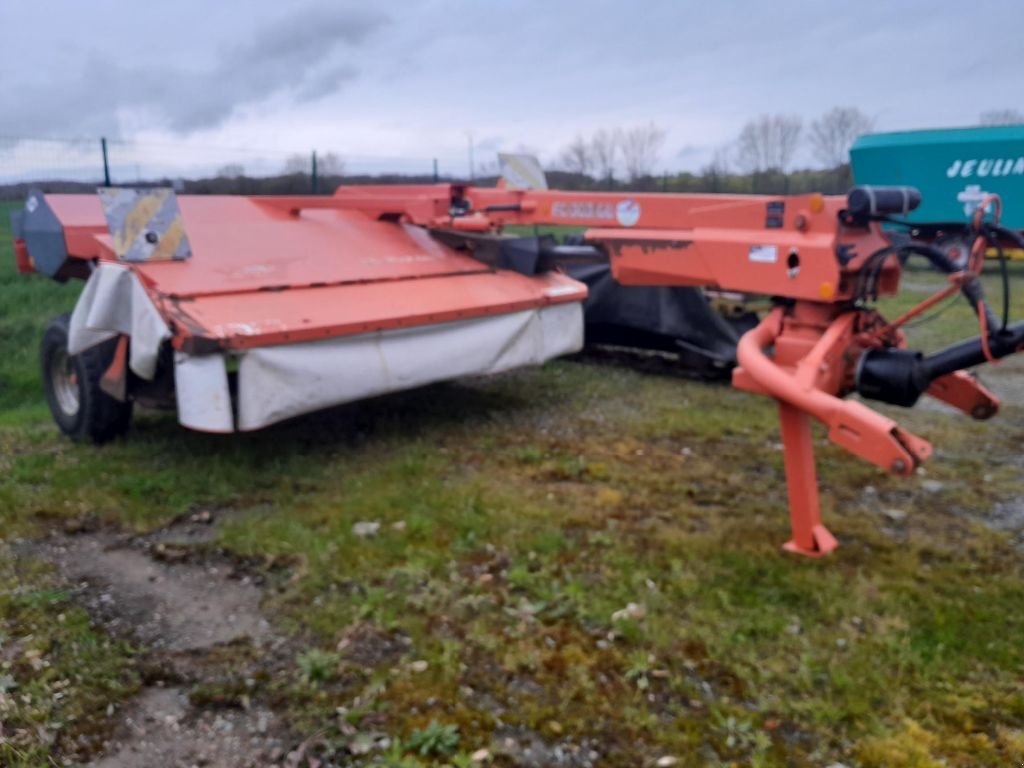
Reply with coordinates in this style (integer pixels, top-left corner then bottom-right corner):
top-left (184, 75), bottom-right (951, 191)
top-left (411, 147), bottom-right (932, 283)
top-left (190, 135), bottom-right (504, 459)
top-left (40, 313), bottom-right (133, 443)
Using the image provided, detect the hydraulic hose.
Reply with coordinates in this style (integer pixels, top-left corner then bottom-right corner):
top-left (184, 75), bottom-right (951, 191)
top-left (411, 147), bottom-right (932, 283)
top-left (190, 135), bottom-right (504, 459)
top-left (856, 320), bottom-right (1024, 407)
top-left (921, 320), bottom-right (1024, 381)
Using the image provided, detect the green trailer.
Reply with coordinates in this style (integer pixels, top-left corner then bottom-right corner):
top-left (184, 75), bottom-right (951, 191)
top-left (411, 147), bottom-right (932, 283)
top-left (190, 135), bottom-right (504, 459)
top-left (850, 125), bottom-right (1024, 234)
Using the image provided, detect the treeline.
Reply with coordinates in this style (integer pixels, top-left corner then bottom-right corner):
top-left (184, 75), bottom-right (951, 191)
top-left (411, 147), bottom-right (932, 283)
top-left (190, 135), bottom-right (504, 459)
top-left (539, 166), bottom-right (855, 195)
top-left (547, 106), bottom-right (1023, 195)
top-left (0, 172), bottom-right (433, 200)
top-left (550, 108), bottom-right (872, 195)
top-left (0, 164), bottom-right (859, 201)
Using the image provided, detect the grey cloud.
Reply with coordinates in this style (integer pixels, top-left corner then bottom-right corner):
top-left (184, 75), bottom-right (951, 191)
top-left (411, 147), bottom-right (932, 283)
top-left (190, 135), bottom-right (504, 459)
top-left (2, 3), bottom-right (388, 136)
top-left (294, 64), bottom-right (360, 103)
top-left (3, 0), bottom-right (1021, 172)
top-left (225, 4), bottom-right (384, 64)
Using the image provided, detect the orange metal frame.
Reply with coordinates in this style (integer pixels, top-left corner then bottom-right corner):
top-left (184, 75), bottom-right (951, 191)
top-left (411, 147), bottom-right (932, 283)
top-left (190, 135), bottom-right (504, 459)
top-left (316, 182), bottom-right (999, 556)
top-left (23, 183), bottom-right (1011, 556)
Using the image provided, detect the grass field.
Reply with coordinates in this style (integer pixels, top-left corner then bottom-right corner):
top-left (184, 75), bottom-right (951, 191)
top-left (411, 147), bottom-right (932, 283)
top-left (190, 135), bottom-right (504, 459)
top-left (2, 198), bottom-right (1024, 767)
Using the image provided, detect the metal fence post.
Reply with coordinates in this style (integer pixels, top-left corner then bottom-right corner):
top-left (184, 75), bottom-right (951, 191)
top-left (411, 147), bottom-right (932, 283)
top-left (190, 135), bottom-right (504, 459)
top-left (311, 151), bottom-right (318, 193)
top-left (101, 137), bottom-right (111, 186)
top-left (433, 158), bottom-right (439, 183)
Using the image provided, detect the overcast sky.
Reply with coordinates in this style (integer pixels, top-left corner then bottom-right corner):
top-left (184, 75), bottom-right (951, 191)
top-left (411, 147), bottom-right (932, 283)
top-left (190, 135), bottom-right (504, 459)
top-left (1, 0), bottom-right (1021, 178)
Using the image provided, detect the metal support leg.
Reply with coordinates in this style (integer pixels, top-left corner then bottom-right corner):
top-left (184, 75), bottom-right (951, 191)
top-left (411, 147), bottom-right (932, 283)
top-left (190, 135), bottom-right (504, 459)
top-left (777, 401), bottom-right (838, 557)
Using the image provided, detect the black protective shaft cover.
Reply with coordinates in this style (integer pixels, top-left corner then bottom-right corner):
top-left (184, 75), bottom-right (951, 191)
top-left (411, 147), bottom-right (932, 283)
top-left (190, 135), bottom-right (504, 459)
top-left (564, 262), bottom-right (753, 375)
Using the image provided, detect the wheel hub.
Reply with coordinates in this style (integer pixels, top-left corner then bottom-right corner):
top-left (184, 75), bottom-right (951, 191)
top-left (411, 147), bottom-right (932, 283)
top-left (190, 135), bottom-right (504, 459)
top-left (50, 348), bottom-right (80, 416)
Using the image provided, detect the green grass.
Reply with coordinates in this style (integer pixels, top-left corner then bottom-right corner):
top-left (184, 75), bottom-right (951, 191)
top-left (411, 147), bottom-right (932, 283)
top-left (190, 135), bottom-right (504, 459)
top-left (876, 258), bottom-right (1024, 352)
top-left (0, 550), bottom-right (139, 766)
top-left (0, 202), bottom-right (83, 426)
top-left (2, 201), bottom-right (1024, 766)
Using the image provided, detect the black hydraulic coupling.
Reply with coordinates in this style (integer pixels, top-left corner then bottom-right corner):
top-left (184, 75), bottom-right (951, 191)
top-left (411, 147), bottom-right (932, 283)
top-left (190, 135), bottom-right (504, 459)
top-left (855, 320), bottom-right (1024, 408)
top-left (855, 348), bottom-right (930, 407)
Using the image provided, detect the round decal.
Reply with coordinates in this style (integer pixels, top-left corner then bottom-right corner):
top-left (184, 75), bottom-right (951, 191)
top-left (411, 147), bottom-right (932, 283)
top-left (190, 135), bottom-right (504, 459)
top-left (616, 199), bottom-right (641, 227)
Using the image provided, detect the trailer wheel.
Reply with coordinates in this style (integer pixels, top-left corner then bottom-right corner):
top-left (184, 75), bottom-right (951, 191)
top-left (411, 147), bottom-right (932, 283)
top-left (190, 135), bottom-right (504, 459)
top-left (41, 313), bottom-right (132, 443)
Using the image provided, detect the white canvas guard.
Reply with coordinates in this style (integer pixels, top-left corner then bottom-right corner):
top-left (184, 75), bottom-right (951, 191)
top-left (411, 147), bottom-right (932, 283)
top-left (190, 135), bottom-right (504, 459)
top-left (233, 301), bottom-right (583, 431)
top-left (69, 263), bottom-right (583, 433)
top-left (174, 352), bottom-right (234, 433)
top-left (68, 263), bottom-right (171, 380)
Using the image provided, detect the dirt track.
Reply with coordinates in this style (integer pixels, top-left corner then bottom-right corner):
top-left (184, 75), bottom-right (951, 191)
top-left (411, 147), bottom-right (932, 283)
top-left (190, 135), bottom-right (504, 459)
top-left (22, 515), bottom-right (292, 768)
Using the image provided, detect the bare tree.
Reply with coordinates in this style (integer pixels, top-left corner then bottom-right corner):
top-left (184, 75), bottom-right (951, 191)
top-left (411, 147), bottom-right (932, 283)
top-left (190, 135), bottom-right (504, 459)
top-left (620, 122), bottom-right (667, 181)
top-left (979, 109), bottom-right (1024, 126)
top-left (808, 107), bottom-right (874, 168)
top-left (734, 114), bottom-right (803, 173)
top-left (590, 129), bottom-right (619, 183)
top-left (707, 146), bottom-right (732, 174)
top-left (559, 134), bottom-right (593, 176)
top-left (216, 163), bottom-right (245, 178)
top-left (701, 146), bottom-right (732, 192)
top-left (284, 153), bottom-right (310, 174)
top-left (476, 159), bottom-right (499, 178)
top-left (318, 152), bottom-right (345, 176)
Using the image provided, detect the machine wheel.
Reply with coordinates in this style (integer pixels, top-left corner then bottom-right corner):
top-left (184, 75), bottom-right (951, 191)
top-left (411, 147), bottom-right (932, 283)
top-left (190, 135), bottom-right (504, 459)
top-left (40, 313), bottom-right (132, 443)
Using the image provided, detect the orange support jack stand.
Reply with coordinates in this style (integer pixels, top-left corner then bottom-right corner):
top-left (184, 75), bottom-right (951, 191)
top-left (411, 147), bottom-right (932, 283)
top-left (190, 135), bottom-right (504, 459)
top-left (777, 402), bottom-right (839, 557)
